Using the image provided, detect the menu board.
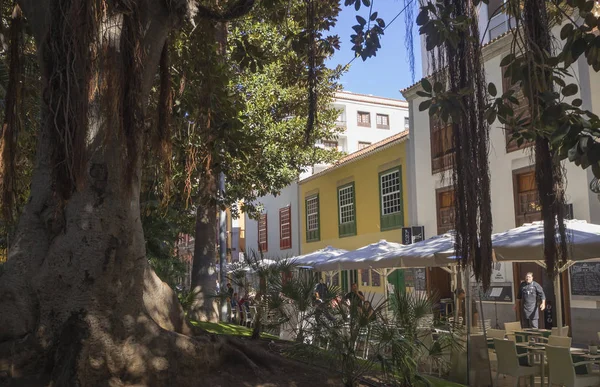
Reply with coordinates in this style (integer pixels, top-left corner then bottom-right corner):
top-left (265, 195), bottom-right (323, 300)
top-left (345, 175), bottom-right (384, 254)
top-left (570, 262), bottom-right (600, 297)
top-left (404, 268), bottom-right (427, 291)
top-left (470, 282), bottom-right (514, 303)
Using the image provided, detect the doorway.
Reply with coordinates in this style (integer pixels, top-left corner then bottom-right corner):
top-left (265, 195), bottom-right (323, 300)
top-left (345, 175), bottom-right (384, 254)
top-left (427, 267), bottom-right (453, 303)
top-left (513, 262), bottom-right (565, 329)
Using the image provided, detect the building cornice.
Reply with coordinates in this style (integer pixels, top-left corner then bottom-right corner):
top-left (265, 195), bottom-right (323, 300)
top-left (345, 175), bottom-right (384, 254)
top-left (299, 132), bottom-right (409, 185)
top-left (334, 91), bottom-right (408, 108)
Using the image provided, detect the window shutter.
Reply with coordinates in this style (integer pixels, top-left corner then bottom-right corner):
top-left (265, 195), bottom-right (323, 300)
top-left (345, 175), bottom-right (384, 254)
top-left (306, 196), bottom-right (320, 242)
top-left (380, 167), bottom-right (404, 231)
top-left (338, 183), bottom-right (357, 238)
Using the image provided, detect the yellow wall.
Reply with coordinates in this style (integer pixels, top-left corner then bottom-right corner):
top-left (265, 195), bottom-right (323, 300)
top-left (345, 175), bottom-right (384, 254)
top-left (299, 140), bottom-right (409, 295)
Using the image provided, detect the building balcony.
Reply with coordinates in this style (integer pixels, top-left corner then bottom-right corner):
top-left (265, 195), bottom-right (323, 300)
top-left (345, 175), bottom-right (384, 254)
top-left (432, 152), bottom-right (455, 174)
top-left (335, 119), bottom-right (347, 128)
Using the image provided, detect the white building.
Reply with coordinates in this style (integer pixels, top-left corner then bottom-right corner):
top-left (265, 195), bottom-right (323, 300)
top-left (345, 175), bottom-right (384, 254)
top-left (245, 91), bottom-right (409, 259)
top-left (406, 4), bottom-right (600, 344)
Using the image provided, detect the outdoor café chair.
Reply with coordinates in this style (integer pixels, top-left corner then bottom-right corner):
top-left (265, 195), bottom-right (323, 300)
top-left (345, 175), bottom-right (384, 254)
top-left (546, 345), bottom-right (600, 387)
top-left (547, 335), bottom-right (572, 348)
top-left (494, 338), bottom-right (540, 387)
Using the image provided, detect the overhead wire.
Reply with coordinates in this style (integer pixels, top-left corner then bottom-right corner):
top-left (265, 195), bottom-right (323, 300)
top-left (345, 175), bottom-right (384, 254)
top-left (335, 0), bottom-right (416, 76)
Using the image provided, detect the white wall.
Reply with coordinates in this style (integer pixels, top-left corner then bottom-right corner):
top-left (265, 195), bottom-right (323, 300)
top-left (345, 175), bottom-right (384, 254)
top-left (407, 23), bottom-right (600, 239)
top-left (244, 183), bottom-right (301, 259)
top-left (404, 27), bottom-right (600, 341)
top-left (334, 92), bottom-right (409, 154)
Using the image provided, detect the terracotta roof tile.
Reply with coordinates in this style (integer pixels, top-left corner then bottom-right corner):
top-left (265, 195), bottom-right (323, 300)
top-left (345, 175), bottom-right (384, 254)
top-left (300, 131), bottom-right (409, 183)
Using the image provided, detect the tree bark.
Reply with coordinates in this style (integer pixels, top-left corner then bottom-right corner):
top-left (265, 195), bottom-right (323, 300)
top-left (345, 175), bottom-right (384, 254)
top-left (0, 1), bottom-right (280, 385)
top-left (189, 169), bottom-right (219, 322)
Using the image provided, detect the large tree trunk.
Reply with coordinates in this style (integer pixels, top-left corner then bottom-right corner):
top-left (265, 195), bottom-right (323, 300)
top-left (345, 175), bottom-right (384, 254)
top-left (0, 1), bottom-right (284, 385)
top-left (189, 170), bottom-right (219, 322)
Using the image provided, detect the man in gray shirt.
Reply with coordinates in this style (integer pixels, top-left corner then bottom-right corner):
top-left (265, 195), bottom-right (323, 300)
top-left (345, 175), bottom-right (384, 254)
top-left (516, 272), bottom-right (546, 328)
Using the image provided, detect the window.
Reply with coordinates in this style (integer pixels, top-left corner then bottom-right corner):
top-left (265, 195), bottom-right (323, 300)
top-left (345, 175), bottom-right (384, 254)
top-left (338, 183), bottom-right (357, 237)
top-left (430, 119), bottom-right (455, 173)
top-left (371, 270), bottom-right (381, 287)
top-left (514, 170), bottom-right (541, 225)
top-left (358, 141), bottom-right (371, 150)
top-left (357, 111), bottom-right (371, 127)
top-left (376, 114), bottom-right (390, 129)
top-left (361, 269), bottom-right (370, 286)
top-left (258, 213), bottom-right (268, 252)
top-left (502, 63), bottom-right (533, 152)
top-left (279, 207), bottom-right (292, 250)
top-left (305, 195), bottom-right (320, 242)
top-left (323, 140), bottom-right (338, 149)
top-left (379, 167), bottom-right (403, 230)
top-left (436, 189), bottom-right (455, 235)
top-left (404, 117), bottom-right (410, 129)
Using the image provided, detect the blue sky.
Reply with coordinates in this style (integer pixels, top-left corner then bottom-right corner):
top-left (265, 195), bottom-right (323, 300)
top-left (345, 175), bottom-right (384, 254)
top-left (327, 1), bottom-right (422, 100)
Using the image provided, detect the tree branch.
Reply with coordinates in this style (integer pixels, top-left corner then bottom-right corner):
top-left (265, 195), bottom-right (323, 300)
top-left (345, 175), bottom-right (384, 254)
top-left (195, 0), bottom-right (255, 21)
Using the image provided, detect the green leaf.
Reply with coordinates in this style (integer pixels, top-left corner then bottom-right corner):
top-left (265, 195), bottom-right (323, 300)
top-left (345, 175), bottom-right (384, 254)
top-left (553, 76), bottom-right (566, 88)
top-left (370, 12), bottom-right (378, 21)
top-left (585, 13), bottom-right (598, 29)
top-left (572, 98), bottom-right (583, 107)
top-left (421, 78), bottom-right (432, 93)
top-left (486, 110), bottom-right (497, 125)
top-left (584, 0), bottom-right (596, 12)
top-left (416, 91), bottom-right (432, 98)
top-left (488, 82), bottom-right (497, 97)
top-left (500, 54), bottom-right (515, 67)
top-left (572, 38), bottom-right (587, 60)
top-left (562, 83), bottom-right (579, 97)
top-left (560, 23), bottom-right (574, 40)
top-left (356, 15), bottom-right (367, 26)
top-left (419, 99), bottom-right (432, 112)
top-left (416, 10), bottom-right (429, 25)
top-left (362, 0), bottom-right (371, 6)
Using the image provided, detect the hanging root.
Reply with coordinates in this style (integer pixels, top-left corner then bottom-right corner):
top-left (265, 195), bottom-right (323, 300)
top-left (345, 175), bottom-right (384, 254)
top-left (158, 39), bottom-right (174, 204)
top-left (431, 0), bottom-right (493, 288)
top-left (43, 0), bottom-right (99, 199)
top-left (523, 0), bottom-right (568, 277)
top-left (120, 0), bottom-right (146, 188)
top-left (0, 4), bottom-right (23, 222)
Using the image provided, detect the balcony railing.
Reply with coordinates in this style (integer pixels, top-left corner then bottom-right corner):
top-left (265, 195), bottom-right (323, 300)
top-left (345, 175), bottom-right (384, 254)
top-left (432, 152), bottom-right (455, 174)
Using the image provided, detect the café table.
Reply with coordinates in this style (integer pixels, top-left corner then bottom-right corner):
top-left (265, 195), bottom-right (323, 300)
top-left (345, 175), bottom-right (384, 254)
top-left (570, 351), bottom-right (600, 374)
top-left (514, 329), bottom-right (552, 343)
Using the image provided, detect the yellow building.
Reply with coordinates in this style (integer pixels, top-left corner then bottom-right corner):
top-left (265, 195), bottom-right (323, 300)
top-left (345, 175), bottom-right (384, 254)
top-left (299, 132), bottom-right (409, 296)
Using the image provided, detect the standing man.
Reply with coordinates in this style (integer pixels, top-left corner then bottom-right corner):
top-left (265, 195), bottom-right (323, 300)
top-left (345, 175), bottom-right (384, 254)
top-left (344, 283), bottom-right (365, 307)
top-left (316, 277), bottom-right (328, 300)
top-left (226, 283), bottom-right (234, 299)
top-left (516, 272), bottom-right (546, 328)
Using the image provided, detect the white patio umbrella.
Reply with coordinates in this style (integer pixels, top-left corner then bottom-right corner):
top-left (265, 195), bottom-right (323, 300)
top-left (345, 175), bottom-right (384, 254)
top-left (493, 219), bottom-right (600, 267)
top-left (313, 240), bottom-right (404, 271)
top-left (393, 232), bottom-right (456, 269)
top-left (290, 246), bottom-right (348, 267)
top-left (492, 219), bottom-right (600, 328)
